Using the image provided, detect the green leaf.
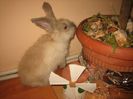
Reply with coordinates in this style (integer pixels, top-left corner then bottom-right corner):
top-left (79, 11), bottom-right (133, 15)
top-left (104, 33), bottom-right (118, 52)
top-left (63, 85), bottom-right (67, 89)
top-left (88, 76), bottom-right (95, 83)
top-left (78, 88), bottom-right (85, 93)
top-left (82, 22), bottom-right (90, 33)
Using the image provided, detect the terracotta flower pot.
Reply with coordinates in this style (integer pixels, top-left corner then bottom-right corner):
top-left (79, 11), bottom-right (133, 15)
top-left (76, 19), bottom-right (133, 72)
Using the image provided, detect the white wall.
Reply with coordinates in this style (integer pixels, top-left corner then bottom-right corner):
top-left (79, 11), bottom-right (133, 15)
top-left (0, 0), bottom-right (122, 72)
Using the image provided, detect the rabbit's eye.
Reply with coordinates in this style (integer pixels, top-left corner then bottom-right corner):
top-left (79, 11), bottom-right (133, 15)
top-left (64, 25), bottom-right (68, 30)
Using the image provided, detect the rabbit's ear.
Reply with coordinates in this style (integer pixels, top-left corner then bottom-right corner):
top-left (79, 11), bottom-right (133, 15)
top-left (42, 2), bottom-right (56, 21)
top-left (31, 17), bottom-right (54, 32)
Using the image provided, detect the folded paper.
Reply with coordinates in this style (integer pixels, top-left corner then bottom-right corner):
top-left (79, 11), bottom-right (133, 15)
top-left (69, 64), bottom-right (86, 82)
top-left (49, 64), bottom-right (96, 99)
top-left (49, 72), bottom-right (69, 85)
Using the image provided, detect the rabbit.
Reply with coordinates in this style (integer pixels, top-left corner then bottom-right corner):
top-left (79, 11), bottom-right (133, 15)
top-left (18, 2), bottom-right (76, 87)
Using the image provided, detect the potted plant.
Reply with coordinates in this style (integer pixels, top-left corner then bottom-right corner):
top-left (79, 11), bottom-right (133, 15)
top-left (76, 14), bottom-right (133, 72)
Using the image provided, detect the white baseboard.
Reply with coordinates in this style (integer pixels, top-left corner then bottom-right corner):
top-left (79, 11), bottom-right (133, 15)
top-left (0, 69), bottom-right (18, 81)
top-left (0, 54), bottom-right (79, 81)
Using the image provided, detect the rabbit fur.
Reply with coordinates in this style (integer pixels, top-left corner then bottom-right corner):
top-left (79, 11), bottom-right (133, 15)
top-left (18, 2), bottom-right (76, 87)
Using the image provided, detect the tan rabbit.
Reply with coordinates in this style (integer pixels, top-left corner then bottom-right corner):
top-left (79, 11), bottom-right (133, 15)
top-left (18, 2), bottom-right (76, 87)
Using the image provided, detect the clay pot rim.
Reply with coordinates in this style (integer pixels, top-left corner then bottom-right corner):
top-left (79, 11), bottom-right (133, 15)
top-left (76, 18), bottom-right (133, 60)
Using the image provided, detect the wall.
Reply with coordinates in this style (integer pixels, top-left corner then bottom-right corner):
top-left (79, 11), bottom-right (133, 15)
top-left (0, 0), bottom-right (122, 73)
